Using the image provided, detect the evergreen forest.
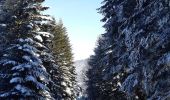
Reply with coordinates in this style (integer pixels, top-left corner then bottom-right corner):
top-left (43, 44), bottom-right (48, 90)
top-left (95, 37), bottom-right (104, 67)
top-left (0, 0), bottom-right (169, 100)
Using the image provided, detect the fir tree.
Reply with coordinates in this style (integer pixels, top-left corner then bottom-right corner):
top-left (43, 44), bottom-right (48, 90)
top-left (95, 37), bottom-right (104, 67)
top-left (87, 35), bottom-right (127, 100)
top-left (0, 0), bottom-right (56, 99)
top-left (51, 20), bottom-right (77, 100)
top-left (87, 36), bottom-right (107, 100)
top-left (119, 0), bottom-right (170, 99)
top-left (88, 0), bottom-right (170, 100)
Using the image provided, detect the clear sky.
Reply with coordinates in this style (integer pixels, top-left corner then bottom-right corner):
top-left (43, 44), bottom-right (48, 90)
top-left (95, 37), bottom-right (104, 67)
top-left (44, 0), bottom-right (104, 61)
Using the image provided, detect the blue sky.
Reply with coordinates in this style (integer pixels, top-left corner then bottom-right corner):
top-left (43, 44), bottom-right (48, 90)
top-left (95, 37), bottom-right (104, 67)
top-left (44, 0), bottom-right (104, 60)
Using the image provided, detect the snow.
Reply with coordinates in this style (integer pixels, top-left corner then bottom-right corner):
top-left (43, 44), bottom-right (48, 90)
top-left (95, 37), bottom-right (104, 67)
top-left (34, 21), bottom-right (48, 26)
top-left (5, 44), bottom-right (20, 50)
top-left (2, 60), bottom-right (17, 66)
top-left (117, 82), bottom-right (121, 87)
top-left (0, 24), bottom-right (6, 27)
top-left (22, 48), bottom-right (40, 57)
top-left (61, 82), bottom-right (67, 87)
top-left (39, 75), bottom-right (46, 81)
top-left (23, 44), bottom-right (37, 52)
top-left (24, 64), bottom-right (32, 68)
top-left (12, 65), bottom-right (24, 71)
top-left (65, 87), bottom-right (72, 96)
top-left (116, 75), bottom-right (120, 79)
top-left (135, 96), bottom-right (139, 99)
top-left (2, 54), bottom-right (8, 57)
top-left (25, 75), bottom-right (36, 82)
top-left (37, 32), bottom-right (53, 38)
top-left (31, 59), bottom-right (43, 67)
top-left (106, 50), bottom-right (112, 54)
top-left (26, 23), bottom-right (33, 29)
top-left (22, 56), bottom-right (32, 62)
top-left (34, 35), bottom-right (43, 42)
top-left (12, 64), bottom-right (32, 71)
top-left (35, 42), bottom-right (45, 48)
top-left (27, 25), bottom-right (33, 29)
top-left (0, 92), bottom-right (10, 97)
top-left (19, 38), bottom-right (24, 42)
top-left (0, 74), bottom-right (10, 78)
top-left (42, 90), bottom-right (52, 99)
top-left (36, 82), bottom-right (47, 90)
top-left (12, 73), bottom-right (20, 76)
top-left (87, 0), bottom-right (170, 99)
top-left (18, 46), bottom-right (22, 50)
top-left (15, 84), bottom-right (31, 95)
top-left (18, 38), bottom-right (34, 43)
top-left (10, 77), bottom-right (23, 83)
top-left (38, 15), bottom-right (53, 21)
top-left (11, 15), bottom-right (17, 19)
top-left (116, 5), bottom-right (124, 22)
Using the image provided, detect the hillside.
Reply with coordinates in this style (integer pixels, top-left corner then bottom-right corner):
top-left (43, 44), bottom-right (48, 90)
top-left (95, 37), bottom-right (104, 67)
top-left (74, 59), bottom-right (89, 96)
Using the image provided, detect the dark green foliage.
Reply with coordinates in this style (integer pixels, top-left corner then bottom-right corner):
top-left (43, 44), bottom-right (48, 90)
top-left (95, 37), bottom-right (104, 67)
top-left (87, 0), bottom-right (170, 100)
top-left (51, 20), bottom-right (77, 100)
top-left (0, 0), bottom-right (55, 99)
top-left (87, 36), bottom-right (127, 100)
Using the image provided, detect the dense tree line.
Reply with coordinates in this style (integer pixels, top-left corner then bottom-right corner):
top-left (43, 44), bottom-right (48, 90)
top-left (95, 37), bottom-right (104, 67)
top-left (87, 0), bottom-right (170, 100)
top-left (0, 0), bottom-right (77, 99)
top-left (1, 0), bottom-right (170, 99)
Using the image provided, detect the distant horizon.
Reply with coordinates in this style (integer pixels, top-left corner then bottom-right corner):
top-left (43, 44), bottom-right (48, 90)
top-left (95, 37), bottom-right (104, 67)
top-left (44, 0), bottom-right (105, 61)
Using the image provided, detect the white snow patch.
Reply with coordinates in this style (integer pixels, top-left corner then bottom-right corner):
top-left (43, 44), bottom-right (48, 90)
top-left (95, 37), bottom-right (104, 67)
top-left (27, 25), bottom-right (33, 29)
top-left (65, 87), bottom-right (72, 96)
top-left (35, 42), bottom-right (45, 48)
top-left (39, 75), bottom-right (45, 81)
top-left (19, 38), bottom-right (34, 43)
top-left (25, 75), bottom-right (36, 82)
top-left (12, 65), bottom-right (24, 71)
top-left (22, 56), bottom-right (32, 62)
top-left (61, 82), bottom-right (67, 87)
top-left (38, 15), bottom-right (53, 21)
top-left (27, 23), bottom-right (33, 29)
top-left (3, 54), bottom-right (8, 57)
top-left (23, 48), bottom-right (40, 57)
top-left (106, 50), bottom-right (113, 54)
top-left (0, 92), bottom-right (10, 97)
top-left (42, 90), bottom-right (52, 99)
top-left (117, 82), bottom-right (122, 87)
top-left (12, 64), bottom-right (32, 71)
top-left (0, 24), bottom-right (6, 27)
top-left (37, 32), bottom-right (53, 38)
top-left (15, 84), bottom-right (31, 95)
top-left (34, 35), bottom-right (43, 42)
top-left (3, 61), bottom-right (17, 66)
top-left (10, 77), bottom-right (23, 83)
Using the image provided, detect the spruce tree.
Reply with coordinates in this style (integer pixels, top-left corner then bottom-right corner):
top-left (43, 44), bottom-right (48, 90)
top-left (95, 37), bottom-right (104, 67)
top-left (51, 20), bottom-right (77, 100)
top-left (119, 0), bottom-right (170, 99)
top-left (87, 36), bottom-right (108, 100)
top-left (0, 0), bottom-right (56, 99)
top-left (88, 0), bottom-right (170, 100)
top-left (87, 0), bottom-right (130, 99)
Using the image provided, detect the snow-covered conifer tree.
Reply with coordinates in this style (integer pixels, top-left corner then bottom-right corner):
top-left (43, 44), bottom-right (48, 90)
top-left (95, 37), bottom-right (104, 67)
top-left (0, 0), bottom-right (56, 99)
top-left (87, 36), bottom-right (108, 99)
top-left (119, 0), bottom-right (170, 99)
top-left (50, 20), bottom-right (77, 100)
top-left (88, 0), bottom-right (170, 99)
